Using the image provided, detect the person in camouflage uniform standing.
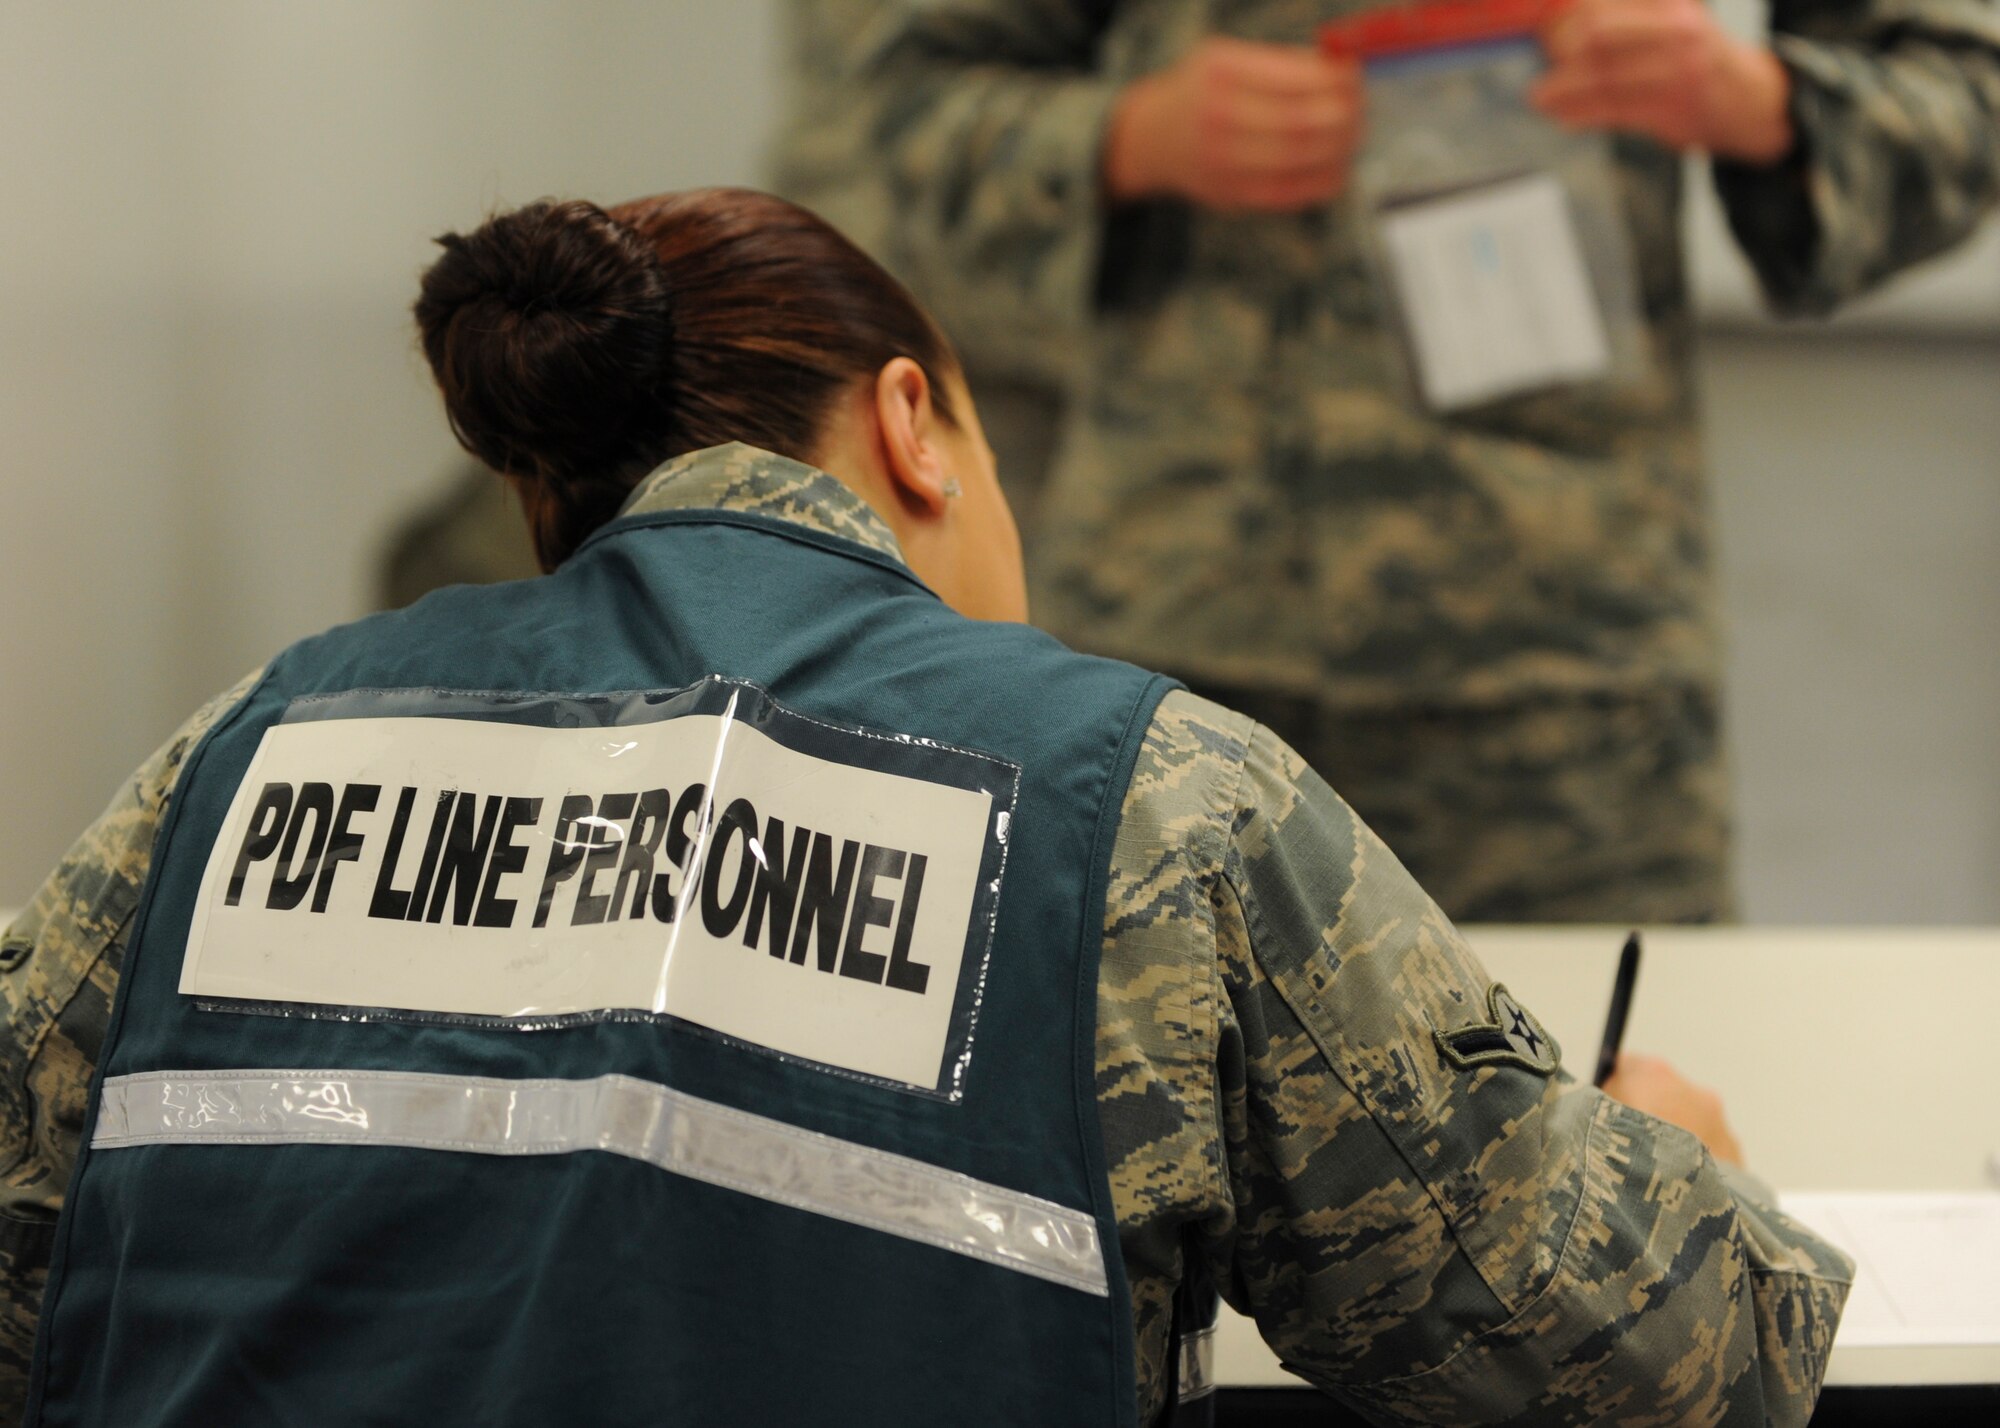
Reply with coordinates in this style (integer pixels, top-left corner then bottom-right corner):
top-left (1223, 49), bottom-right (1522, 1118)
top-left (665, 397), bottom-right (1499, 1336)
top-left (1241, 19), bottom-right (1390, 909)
top-left (772, 0), bottom-right (2000, 923)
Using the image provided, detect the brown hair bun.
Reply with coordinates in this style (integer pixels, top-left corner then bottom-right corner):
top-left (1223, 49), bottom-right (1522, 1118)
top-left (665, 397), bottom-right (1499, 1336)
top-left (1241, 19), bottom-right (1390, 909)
top-left (415, 189), bottom-right (961, 571)
top-left (414, 199), bottom-right (673, 513)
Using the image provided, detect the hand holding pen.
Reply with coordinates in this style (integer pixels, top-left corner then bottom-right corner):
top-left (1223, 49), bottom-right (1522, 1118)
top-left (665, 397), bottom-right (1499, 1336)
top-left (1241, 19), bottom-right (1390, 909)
top-left (1594, 930), bottom-right (1746, 1167)
top-left (1594, 930), bottom-right (1641, 1087)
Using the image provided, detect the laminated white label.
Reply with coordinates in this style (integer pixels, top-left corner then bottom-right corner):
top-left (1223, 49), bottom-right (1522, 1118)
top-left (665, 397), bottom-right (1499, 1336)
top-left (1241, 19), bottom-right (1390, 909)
top-left (179, 687), bottom-right (1008, 1094)
top-left (1380, 171), bottom-right (1612, 410)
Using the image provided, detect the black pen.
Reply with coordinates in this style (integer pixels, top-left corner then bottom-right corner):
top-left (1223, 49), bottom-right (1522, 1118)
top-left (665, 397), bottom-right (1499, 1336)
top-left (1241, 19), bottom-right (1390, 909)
top-left (1593, 930), bottom-right (1642, 1088)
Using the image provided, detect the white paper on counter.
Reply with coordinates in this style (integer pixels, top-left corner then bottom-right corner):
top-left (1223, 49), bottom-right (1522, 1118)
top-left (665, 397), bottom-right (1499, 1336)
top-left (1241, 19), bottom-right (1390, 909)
top-left (1780, 1192), bottom-right (2000, 1347)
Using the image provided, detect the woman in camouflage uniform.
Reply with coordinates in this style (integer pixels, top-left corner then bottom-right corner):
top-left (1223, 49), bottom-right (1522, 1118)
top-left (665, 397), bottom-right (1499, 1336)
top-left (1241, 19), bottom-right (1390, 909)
top-left (4, 188), bottom-right (1846, 1426)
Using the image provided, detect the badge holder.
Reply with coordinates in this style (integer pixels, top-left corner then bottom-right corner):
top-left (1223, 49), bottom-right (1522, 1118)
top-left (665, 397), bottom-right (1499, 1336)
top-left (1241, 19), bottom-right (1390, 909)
top-left (1323, 0), bottom-right (1647, 413)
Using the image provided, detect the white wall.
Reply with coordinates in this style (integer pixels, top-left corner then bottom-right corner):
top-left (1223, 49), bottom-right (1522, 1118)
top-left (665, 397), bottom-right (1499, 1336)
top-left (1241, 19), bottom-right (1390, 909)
top-left (1, 1), bottom-right (781, 901)
top-left (1703, 329), bottom-right (2000, 924)
top-left (4, 1), bottom-right (1996, 925)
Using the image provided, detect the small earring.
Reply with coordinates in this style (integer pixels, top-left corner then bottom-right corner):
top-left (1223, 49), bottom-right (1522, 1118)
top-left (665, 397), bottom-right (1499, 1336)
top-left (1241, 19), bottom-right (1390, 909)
top-left (942, 477), bottom-right (963, 499)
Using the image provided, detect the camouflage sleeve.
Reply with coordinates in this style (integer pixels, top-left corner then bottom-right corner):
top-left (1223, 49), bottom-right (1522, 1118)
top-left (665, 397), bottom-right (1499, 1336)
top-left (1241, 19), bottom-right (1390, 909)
top-left (1098, 692), bottom-right (1248, 1421)
top-left (1204, 720), bottom-right (1854, 1426)
top-left (769, 0), bottom-right (1122, 381)
top-left (0, 668), bottom-right (263, 1417)
top-left (1715, 0), bottom-right (2000, 314)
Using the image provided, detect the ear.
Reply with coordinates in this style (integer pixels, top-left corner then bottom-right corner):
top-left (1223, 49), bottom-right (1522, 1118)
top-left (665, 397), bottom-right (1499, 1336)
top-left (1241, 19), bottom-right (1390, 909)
top-left (872, 357), bottom-right (951, 518)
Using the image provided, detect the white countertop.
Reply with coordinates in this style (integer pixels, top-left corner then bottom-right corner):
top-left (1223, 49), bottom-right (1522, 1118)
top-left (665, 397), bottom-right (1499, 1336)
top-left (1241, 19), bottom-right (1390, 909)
top-left (1216, 925), bottom-right (2000, 1390)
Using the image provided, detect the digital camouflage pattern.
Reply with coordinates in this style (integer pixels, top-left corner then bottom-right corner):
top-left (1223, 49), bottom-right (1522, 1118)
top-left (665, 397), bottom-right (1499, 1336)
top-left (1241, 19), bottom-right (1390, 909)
top-left (0, 667), bottom-right (262, 1408)
top-left (1724, 0), bottom-right (2000, 311)
top-left (772, 0), bottom-right (2000, 710)
top-left (1181, 677), bottom-right (1735, 922)
top-left (379, 445), bottom-right (904, 608)
top-left (1106, 690), bottom-right (1846, 1421)
top-left (0, 450), bottom-right (1849, 1423)
top-left (617, 441), bottom-right (912, 559)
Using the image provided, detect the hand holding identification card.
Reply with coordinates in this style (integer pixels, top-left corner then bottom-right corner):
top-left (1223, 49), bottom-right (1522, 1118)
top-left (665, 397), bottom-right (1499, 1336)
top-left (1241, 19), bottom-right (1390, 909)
top-left (1378, 172), bottom-right (1612, 411)
top-left (1327, 2), bottom-right (1646, 413)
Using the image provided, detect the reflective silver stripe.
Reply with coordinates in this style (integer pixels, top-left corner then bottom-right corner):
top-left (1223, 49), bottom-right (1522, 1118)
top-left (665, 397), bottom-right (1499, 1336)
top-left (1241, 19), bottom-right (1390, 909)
top-left (94, 1069), bottom-right (1106, 1296)
top-left (1177, 1324), bottom-right (1217, 1403)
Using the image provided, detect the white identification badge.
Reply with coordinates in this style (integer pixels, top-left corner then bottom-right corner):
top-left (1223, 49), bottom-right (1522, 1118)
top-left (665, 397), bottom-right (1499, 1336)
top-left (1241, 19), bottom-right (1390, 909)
top-left (1378, 171), bottom-right (1613, 411)
top-left (179, 681), bottom-right (1017, 1097)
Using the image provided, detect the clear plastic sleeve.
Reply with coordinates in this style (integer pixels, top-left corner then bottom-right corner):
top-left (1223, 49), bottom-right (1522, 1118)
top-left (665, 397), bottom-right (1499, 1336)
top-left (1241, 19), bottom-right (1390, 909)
top-left (179, 677), bottom-right (1019, 1101)
top-left (1326, 3), bottom-right (1648, 412)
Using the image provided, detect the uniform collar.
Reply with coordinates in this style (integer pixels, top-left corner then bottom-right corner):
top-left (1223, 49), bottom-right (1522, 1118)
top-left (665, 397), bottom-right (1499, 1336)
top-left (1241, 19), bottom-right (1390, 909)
top-left (618, 442), bottom-right (906, 565)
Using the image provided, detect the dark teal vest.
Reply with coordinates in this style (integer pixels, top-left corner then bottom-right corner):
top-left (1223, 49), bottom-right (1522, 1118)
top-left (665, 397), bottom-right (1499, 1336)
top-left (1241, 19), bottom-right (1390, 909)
top-left (28, 505), bottom-right (1174, 1427)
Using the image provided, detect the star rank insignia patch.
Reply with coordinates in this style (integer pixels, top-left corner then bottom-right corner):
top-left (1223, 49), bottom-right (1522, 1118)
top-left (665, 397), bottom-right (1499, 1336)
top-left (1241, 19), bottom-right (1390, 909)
top-left (1434, 984), bottom-right (1562, 1076)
